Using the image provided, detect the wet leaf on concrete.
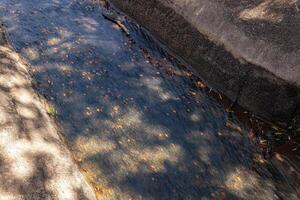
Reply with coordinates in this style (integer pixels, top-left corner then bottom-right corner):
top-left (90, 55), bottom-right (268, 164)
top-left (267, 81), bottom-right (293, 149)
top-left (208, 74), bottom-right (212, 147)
top-left (46, 104), bottom-right (57, 116)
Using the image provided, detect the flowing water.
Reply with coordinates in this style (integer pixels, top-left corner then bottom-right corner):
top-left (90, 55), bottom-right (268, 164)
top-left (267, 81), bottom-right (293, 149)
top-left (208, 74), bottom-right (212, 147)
top-left (0, 0), bottom-right (299, 199)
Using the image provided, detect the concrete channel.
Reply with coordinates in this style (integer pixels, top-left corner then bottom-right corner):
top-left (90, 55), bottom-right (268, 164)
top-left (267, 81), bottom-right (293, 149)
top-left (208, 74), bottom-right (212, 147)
top-left (0, 0), bottom-right (299, 199)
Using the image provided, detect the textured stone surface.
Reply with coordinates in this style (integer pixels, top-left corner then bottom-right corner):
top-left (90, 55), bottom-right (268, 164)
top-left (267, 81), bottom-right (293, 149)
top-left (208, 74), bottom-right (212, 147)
top-left (109, 0), bottom-right (300, 122)
top-left (0, 31), bottom-right (96, 200)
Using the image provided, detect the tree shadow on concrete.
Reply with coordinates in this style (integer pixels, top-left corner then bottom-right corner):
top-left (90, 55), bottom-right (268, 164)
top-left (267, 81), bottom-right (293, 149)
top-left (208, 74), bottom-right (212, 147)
top-left (0, 43), bottom-right (96, 199)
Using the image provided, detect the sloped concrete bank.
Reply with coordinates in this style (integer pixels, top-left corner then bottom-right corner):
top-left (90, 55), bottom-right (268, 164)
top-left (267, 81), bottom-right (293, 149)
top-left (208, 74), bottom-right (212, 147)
top-left (0, 27), bottom-right (96, 199)
top-left (109, 0), bottom-right (300, 123)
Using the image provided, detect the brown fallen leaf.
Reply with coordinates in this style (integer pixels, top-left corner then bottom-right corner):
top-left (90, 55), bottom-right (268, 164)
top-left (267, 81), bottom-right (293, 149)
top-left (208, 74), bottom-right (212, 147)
top-left (275, 153), bottom-right (284, 162)
top-left (196, 80), bottom-right (206, 89)
top-left (190, 91), bottom-right (197, 97)
top-left (226, 120), bottom-right (242, 133)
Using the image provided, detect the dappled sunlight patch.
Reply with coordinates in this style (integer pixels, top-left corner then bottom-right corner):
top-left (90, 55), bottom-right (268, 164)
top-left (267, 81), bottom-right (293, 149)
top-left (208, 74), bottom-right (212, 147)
top-left (140, 77), bottom-right (176, 101)
top-left (76, 16), bottom-right (99, 33)
top-left (0, 57), bottom-right (14, 65)
top-left (17, 105), bottom-right (38, 119)
top-left (11, 87), bottom-right (36, 105)
top-left (197, 145), bottom-right (213, 165)
top-left (22, 47), bottom-right (39, 61)
top-left (60, 42), bottom-right (74, 51)
top-left (103, 107), bottom-right (170, 140)
top-left (118, 61), bottom-right (138, 71)
top-left (58, 28), bottom-right (73, 39)
top-left (225, 166), bottom-right (275, 199)
top-left (76, 136), bottom-right (117, 159)
top-left (0, 130), bottom-right (34, 180)
top-left (129, 143), bottom-right (183, 173)
top-left (190, 112), bottom-right (202, 122)
top-left (74, 105), bottom-right (183, 181)
top-left (239, 0), bottom-right (297, 23)
top-left (0, 73), bottom-right (28, 89)
top-left (185, 131), bottom-right (219, 164)
top-left (47, 47), bottom-right (60, 54)
top-left (89, 140), bottom-right (183, 176)
top-left (103, 107), bottom-right (141, 130)
top-left (141, 124), bottom-right (172, 142)
top-left (47, 37), bottom-right (61, 46)
top-left (59, 64), bottom-right (73, 73)
top-left (0, 43), bottom-right (95, 199)
top-left (34, 63), bottom-right (72, 73)
top-left (226, 169), bottom-right (246, 192)
top-left (0, 46), bottom-right (27, 72)
top-left (0, 189), bottom-right (22, 200)
top-left (0, 124), bottom-right (96, 199)
top-left (0, 110), bottom-right (9, 125)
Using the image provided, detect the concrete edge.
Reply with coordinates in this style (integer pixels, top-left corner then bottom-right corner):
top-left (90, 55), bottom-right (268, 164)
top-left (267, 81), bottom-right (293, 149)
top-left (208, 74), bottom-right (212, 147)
top-left (109, 0), bottom-right (300, 123)
top-left (0, 25), bottom-right (97, 200)
top-left (163, 0), bottom-right (300, 87)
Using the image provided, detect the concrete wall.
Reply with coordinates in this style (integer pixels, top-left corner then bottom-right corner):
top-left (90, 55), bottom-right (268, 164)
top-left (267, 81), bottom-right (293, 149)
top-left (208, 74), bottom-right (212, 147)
top-left (109, 0), bottom-right (300, 123)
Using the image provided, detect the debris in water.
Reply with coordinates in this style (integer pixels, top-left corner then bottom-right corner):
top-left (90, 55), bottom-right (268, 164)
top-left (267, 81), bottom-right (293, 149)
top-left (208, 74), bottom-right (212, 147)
top-left (46, 104), bottom-right (57, 116)
top-left (226, 120), bottom-right (242, 133)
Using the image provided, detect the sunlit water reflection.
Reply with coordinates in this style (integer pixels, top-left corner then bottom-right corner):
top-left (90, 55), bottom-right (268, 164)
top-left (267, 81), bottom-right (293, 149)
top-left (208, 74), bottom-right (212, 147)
top-left (0, 0), bottom-right (298, 199)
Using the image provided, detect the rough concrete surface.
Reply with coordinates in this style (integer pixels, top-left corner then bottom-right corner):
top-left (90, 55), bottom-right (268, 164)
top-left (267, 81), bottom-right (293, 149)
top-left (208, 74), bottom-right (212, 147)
top-left (0, 29), bottom-right (96, 200)
top-left (109, 0), bottom-right (300, 123)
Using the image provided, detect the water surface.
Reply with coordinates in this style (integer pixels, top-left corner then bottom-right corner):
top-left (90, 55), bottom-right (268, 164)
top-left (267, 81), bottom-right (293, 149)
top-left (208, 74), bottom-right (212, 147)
top-left (0, 0), bottom-right (298, 199)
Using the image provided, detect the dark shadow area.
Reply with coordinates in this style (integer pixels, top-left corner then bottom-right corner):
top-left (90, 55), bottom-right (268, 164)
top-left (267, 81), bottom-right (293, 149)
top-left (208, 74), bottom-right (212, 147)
top-left (0, 0), bottom-right (299, 199)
